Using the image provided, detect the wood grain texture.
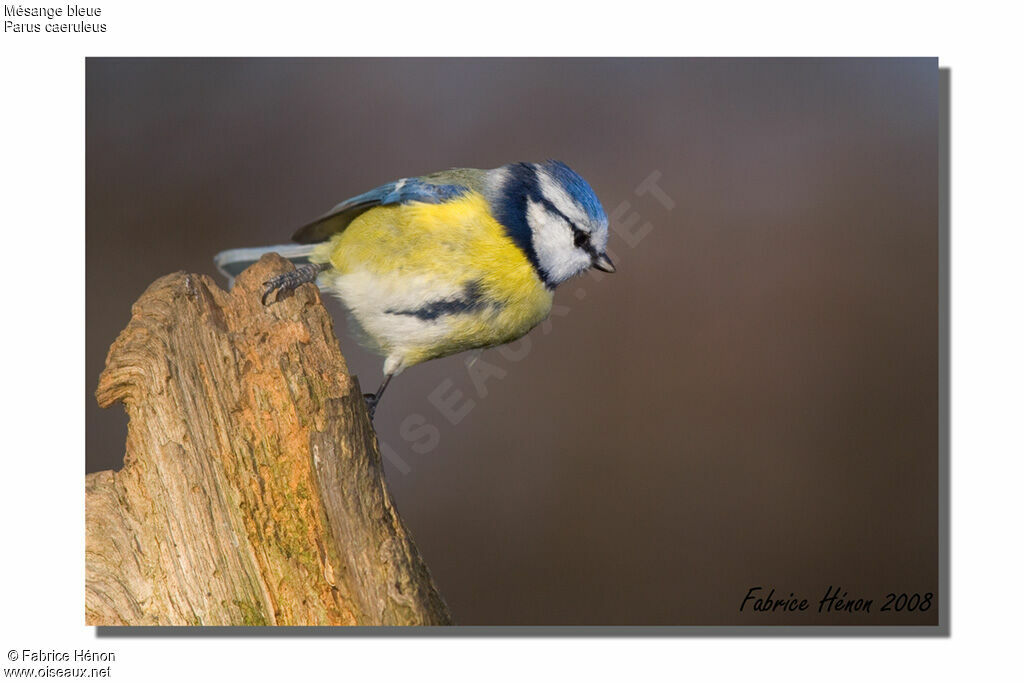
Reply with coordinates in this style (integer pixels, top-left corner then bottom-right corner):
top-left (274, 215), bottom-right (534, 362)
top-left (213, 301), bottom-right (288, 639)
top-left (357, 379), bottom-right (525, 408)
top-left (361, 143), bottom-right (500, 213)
top-left (86, 254), bottom-right (451, 626)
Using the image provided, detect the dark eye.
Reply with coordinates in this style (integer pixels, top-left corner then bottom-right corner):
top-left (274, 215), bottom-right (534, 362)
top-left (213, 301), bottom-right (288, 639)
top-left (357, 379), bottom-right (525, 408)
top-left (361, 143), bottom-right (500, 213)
top-left (573, 230), bottom-right (589, 248)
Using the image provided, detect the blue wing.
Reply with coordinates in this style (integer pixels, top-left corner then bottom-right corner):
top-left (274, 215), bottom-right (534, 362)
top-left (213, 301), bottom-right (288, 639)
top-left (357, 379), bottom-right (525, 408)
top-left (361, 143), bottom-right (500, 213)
top-left (291, 177), bottom-right (469, 244)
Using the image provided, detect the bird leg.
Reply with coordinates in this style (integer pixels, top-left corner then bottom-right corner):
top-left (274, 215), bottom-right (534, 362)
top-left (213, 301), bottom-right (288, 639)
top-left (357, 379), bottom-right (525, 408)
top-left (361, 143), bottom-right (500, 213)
top-left (363, 374), bottom-right (393, 420)
top-left (262, 263), bottom-right (328, 305)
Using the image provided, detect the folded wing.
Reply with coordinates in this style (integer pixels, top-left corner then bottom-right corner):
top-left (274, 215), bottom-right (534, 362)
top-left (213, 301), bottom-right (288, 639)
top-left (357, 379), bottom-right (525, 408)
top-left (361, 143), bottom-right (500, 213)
top-left (291, 174), bottom-right (478, 244)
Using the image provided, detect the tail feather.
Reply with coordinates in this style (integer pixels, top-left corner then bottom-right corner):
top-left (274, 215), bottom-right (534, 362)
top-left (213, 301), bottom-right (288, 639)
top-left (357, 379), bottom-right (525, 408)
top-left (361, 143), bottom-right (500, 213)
top-left (213, 244), bottom-right (317, 284)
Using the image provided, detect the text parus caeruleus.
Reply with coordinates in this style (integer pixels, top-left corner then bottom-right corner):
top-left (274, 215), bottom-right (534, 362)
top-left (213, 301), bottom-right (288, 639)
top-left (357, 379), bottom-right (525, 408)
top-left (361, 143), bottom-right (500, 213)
top-left (214, 160), bottom-right (615, 418)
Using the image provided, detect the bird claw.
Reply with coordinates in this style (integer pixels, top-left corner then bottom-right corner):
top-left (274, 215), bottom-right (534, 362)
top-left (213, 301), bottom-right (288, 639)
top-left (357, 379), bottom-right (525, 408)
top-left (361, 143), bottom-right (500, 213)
top-left (260, 263), bottom-right (326, 306)
top-left (363, 393), bottom-right (379, 420)
top-left (261, 278), bottom-right (283, 305)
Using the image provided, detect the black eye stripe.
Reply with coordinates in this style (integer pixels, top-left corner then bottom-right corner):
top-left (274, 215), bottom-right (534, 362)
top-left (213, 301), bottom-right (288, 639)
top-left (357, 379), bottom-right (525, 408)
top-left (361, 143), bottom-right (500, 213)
top-left (571, 226), bottom-right (598, 257)
top-left (538, 196), bottom-right (579, 230)
top-left (528, 186), bottom-right (598, 261)
top-left (536, 194), bottom-right (593, 248)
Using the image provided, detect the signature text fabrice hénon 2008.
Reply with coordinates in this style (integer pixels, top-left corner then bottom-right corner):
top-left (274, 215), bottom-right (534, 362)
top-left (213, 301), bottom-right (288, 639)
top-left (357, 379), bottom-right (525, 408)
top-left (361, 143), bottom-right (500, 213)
top-left (4, 5), bottom-right (106, 33)
top-left (740, 586), bottom-right (934, 614)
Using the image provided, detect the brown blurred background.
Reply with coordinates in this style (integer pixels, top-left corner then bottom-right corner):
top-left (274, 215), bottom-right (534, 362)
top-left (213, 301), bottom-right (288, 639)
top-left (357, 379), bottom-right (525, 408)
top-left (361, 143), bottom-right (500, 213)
top-left (86, 58), bottom-right (938, 625)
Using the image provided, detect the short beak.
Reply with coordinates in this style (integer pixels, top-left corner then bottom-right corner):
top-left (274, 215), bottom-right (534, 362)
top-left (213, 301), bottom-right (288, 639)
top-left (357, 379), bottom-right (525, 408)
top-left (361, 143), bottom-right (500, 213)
top-left (592, 253), bottom-right (616, 273)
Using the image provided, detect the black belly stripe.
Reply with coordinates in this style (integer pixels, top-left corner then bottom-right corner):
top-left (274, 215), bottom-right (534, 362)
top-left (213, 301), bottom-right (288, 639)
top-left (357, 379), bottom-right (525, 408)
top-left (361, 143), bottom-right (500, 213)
top-left (386, 281), bottom-right (490, 321)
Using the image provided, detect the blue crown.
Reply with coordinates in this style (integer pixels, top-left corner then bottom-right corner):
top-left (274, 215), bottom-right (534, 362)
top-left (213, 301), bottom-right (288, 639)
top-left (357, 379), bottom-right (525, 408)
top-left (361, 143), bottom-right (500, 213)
top-left (539, 160), bottom-right (607, 227)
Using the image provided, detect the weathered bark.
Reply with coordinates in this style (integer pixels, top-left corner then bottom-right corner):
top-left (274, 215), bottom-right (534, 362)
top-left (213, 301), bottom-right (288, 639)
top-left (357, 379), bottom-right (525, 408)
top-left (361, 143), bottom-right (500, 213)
top-left (86, 254), bottom-right (451, 626)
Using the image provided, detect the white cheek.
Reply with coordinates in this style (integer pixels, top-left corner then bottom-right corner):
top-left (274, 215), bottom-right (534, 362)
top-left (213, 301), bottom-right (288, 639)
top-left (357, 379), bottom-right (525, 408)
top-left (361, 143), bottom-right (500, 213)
top-left (527, 199), bottom-right (590, 284)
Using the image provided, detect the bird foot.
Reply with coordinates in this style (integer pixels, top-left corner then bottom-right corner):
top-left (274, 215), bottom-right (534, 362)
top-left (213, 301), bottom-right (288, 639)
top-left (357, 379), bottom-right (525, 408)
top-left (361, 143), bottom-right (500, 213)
top-left (363, 393), bottom-right (379, 420)
top-left (261, 263), bottom-right (327, 305)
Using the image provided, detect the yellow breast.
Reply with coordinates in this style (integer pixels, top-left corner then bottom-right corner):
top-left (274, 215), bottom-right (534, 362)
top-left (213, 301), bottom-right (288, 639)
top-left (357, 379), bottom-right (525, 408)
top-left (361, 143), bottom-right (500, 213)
top-left (310, 192), bottom-right (553, 368)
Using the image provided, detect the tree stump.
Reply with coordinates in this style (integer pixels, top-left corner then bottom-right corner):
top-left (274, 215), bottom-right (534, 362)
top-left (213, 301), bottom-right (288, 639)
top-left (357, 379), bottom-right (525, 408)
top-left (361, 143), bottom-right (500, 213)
top-left (86, 254), bottom-right (451, 626)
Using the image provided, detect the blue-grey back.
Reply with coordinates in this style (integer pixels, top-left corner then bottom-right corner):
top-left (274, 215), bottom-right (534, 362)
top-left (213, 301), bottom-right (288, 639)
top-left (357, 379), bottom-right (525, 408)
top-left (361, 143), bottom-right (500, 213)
top-left (291, 168), bottom-right (489, 244)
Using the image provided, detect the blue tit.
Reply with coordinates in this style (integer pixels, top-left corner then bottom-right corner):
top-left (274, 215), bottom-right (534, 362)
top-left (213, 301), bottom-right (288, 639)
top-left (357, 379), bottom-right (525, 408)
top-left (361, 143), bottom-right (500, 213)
top-left (214, 160), bottom-right (615, 418)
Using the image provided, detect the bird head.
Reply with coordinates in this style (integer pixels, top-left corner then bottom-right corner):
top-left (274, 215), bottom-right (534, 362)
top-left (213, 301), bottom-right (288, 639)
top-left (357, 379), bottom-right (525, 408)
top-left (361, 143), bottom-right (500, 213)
top-left (487, 160), bottom-right (615, 287)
